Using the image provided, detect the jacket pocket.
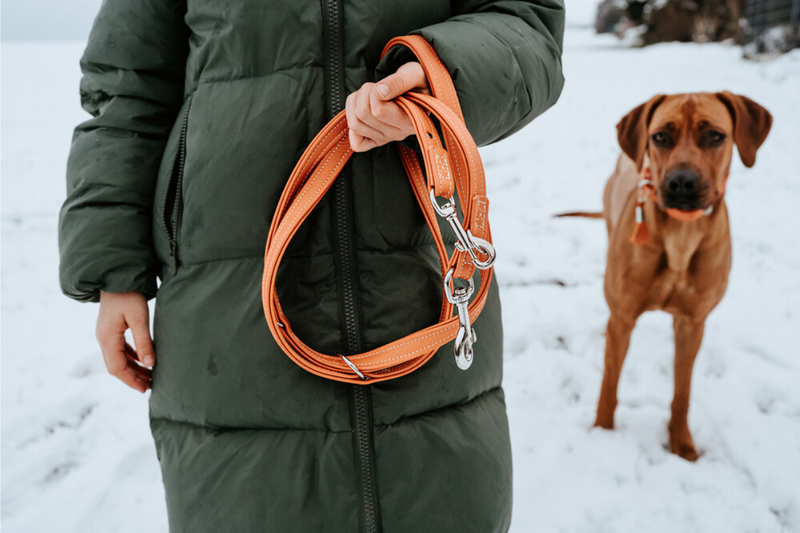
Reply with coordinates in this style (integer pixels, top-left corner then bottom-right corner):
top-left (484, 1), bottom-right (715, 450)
top-left (163, 93), bottom-right (194, 275)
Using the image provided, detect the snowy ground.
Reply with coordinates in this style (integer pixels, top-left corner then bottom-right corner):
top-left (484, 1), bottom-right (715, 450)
top-left (488, 30), bottom-right (800, 533)
top-left (3, 21), bottom-right (800, 533)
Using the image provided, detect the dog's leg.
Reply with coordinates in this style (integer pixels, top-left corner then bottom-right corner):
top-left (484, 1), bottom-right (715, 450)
top-left (669, 315), bottom-right (704, 461)
top-left (595, 314), bottom-right (636, 429)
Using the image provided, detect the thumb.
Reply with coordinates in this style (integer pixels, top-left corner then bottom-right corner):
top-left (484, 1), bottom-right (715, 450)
top-left (376, 62), bottom-right (426, 100)
top-left (127, 304), bottom-right (155, 367)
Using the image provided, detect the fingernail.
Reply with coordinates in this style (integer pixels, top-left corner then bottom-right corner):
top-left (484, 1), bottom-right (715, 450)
top-left (377, 84), bottom-right (389, 98)
top-left (143, 355), bottom-right (155, 366)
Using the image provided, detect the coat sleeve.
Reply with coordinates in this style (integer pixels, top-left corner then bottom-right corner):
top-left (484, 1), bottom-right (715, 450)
top-left (377, 0), bottom-right (565, 147)
top-left (58, 0), bottom-right (190, 303)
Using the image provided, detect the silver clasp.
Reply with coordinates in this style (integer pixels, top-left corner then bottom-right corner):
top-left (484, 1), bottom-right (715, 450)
top-left (456, 232), bottom-right (496, 270)
top-left (429, 189), bottom-right (458, 218)
top-left (429, 190), bottom-right (496, 270)
top-left (340, 354), bottom-right (368, 381)
top-left (444, 268), bottom-right (476, 370)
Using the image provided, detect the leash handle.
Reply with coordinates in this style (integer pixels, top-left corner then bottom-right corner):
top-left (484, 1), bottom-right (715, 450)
top-left (261, 36), bottom-right (495, 383)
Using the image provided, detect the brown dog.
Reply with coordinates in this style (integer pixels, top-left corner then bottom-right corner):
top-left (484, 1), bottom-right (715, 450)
top-left (562, 92), bottom-right (772, 461)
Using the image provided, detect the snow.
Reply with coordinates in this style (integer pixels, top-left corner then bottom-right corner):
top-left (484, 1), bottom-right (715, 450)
top-left (2, 29), bottom-right (800, 533)
top-left (565, 0), bottom-right (600, 28)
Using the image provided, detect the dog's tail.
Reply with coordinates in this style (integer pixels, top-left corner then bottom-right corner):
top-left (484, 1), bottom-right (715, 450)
top-left (553, 211), bottom-right (604, 219)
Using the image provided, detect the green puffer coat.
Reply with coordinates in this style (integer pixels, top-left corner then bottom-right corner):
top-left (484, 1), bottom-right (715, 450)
top-left (59, 1), bottom-right (564, 531)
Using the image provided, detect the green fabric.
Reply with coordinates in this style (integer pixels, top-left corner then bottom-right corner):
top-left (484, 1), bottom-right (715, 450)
top-left (59, 0), bottom-right (565, 530)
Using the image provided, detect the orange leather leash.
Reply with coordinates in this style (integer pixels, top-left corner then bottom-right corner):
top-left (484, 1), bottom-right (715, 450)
top-left (630, 167), bottom-right (728, 245)
top-left (261, 36), bottom-right (496, 384)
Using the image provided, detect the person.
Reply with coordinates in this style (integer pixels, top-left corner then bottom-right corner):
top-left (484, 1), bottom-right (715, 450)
top-left (58, 1), bottom-right (565, 531)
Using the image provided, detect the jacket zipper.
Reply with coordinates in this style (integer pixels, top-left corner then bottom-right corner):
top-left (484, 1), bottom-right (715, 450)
top-left (321, 1), bottom-right (381, 532)
top-left (164, 95), bottom-right (193, 275)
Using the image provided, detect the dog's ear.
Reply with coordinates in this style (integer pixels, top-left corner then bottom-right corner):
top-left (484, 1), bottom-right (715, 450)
top-left (715, 91), bottom-right (772, 168)
top-left (617, 94), bottom-right (667, 171)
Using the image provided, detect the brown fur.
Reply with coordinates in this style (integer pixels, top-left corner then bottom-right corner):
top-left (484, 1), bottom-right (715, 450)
top-left (593, 92), bottom-right (771, 461)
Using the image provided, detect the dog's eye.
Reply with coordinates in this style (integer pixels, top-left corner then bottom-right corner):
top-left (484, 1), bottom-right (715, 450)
top-left (705, 130), bottom-right (726, 147)
top-left (651, 132), bottom-right (670, 147)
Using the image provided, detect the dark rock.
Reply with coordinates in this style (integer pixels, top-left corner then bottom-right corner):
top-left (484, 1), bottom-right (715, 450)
top-left (596, 0), bottom-right (628, 33)
top-left (598, 0), bottom-right (743, 44)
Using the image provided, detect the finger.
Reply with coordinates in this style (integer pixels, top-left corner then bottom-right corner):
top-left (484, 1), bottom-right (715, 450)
top-left (356, 85), bottom-right (403, 135)
top-left (350, 86), bottom-right (387, 142)
top-left (345, 92), bottom-right (370, 140)
top-left (346, 109), bottom-right (382, 153)
top-left (376, 62), bottom-right (428, 100)
top-left (123, 341), bottom-right (138, 362)
top-left (127, 308), bottom-right (155, 367)
top-left (115, 345), bottom-right (150, 391)
top-left (367, 90), bottom-right (412, 140)
top-left (348, 129), bottom-right (378, 153)
top-left (128, 357), bottom-right (153, 382)
top-left (118, 365), bottom-right (150, 393)
top-left (104, 341), bottom-right (148, 392)
top-left (124, 342), bottom-right (153, 381)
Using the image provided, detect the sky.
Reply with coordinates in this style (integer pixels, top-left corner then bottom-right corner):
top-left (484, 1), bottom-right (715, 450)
top-left (2, 0), bottom-right (102, 41)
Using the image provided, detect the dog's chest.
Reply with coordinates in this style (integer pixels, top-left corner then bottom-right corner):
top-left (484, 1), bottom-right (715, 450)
top-left (645, 268), bottom-right (702, 315)
top-left (641, 231), bottom-right (730, 318)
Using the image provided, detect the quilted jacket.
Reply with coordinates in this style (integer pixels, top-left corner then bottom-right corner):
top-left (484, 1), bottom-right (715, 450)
top-left (58, 0), bottom-right (565, 531)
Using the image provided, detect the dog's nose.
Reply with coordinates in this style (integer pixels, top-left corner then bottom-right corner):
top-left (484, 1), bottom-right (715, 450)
top-left (665, 169), bottom-right (700, 195)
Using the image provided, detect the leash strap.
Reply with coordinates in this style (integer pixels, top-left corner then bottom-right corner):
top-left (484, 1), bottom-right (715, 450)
top-left (261, 36), bottom-right (496, 384)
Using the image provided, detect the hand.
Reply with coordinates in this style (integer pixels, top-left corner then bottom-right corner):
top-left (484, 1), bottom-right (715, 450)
top-left (346, 61), bottom-right (431, 152)
top-left (96, 291), bottom-right (155, 393)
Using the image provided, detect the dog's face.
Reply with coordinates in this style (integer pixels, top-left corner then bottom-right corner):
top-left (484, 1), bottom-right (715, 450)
top-left (617, 92), bottom-right (772, 212)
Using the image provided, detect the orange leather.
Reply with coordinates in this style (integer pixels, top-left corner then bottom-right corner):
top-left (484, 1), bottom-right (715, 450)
top-left (261, 36), bottom-right (494, 384)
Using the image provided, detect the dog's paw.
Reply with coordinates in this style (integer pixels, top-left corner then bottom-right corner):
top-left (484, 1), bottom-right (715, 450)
top-left (593, 416), bottom-right (615, 430)
top-left (673, 443), bottom-right (700, 462)
top-left (669, 430), bottom-right (700, 461)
